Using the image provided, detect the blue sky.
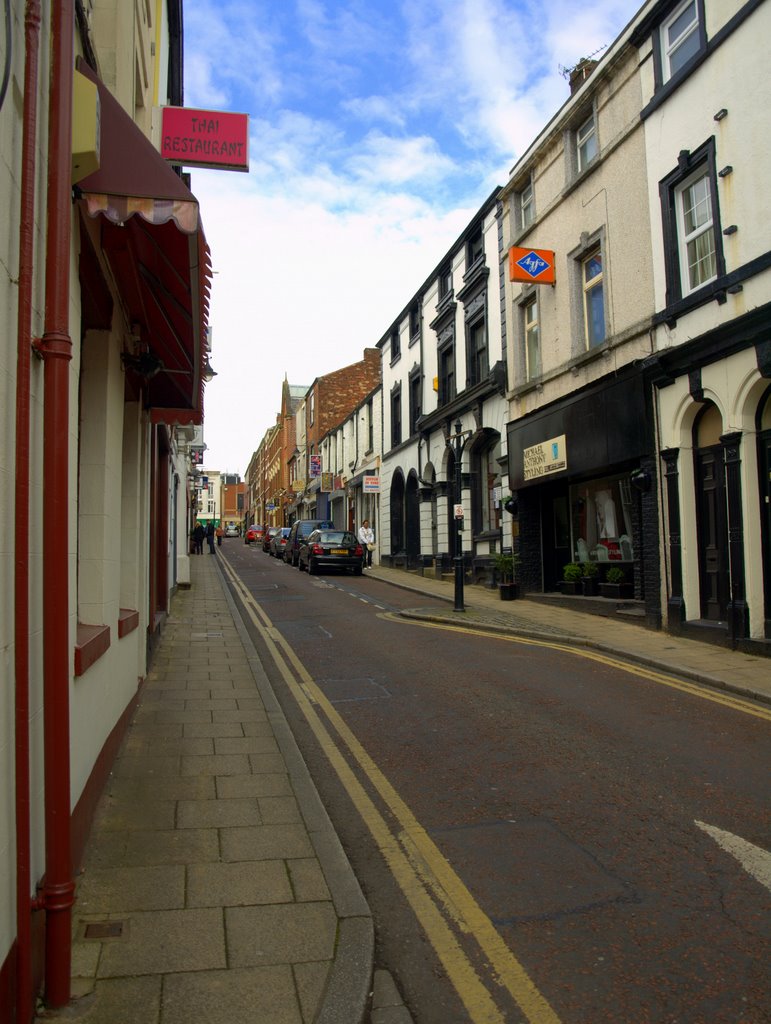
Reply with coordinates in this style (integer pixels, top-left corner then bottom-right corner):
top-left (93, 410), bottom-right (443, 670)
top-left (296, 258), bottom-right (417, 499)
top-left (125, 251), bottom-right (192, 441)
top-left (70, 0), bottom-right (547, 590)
top-left (183, 0), bottom-right (634, 475)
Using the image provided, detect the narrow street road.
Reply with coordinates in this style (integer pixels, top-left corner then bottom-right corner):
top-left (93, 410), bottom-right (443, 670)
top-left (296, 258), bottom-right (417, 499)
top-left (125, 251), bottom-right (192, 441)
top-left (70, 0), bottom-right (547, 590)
top-left (220, 542), bottom-right (770, 1024)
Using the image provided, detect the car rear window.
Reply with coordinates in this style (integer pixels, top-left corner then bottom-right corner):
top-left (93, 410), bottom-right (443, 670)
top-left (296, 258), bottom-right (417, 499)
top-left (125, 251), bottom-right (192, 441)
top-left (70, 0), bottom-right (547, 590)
top-left (317, 531), bottom-right (355, 545)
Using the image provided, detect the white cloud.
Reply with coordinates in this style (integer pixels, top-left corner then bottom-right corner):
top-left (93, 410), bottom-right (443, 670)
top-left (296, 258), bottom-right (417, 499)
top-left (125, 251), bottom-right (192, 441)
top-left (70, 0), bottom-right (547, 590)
top-left (346, 132), bottom-right (458, 187)
top-left (182, 0), bottom-right (635, 474)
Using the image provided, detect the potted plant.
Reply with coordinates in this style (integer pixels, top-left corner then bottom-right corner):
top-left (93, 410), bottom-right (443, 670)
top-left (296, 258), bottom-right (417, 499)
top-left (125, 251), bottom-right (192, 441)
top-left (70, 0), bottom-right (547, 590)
top-left (494, 552), bottom-right (519, 600)
top-left (599, 566), bottom-right (634, 599)
top-left (562, 562), bottom-right (583, 595)
top-left (581, 560), bottom-right (600, 596)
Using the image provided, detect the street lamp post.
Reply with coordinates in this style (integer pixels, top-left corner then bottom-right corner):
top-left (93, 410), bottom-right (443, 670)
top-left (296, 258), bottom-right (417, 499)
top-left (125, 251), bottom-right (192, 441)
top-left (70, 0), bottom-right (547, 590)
top-left (448, 418), bottom-right (472, 613)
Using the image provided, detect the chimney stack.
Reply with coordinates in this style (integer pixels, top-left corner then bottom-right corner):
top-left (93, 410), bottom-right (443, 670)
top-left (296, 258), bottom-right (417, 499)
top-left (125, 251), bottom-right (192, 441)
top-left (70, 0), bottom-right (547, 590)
top-left (569, 58), bottom-right (598, 94)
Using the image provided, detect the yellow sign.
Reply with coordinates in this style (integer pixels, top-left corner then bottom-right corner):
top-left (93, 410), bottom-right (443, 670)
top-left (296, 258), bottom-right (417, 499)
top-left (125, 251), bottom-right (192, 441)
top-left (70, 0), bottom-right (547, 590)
top-left (72, 70), bottom-right (100, 183)
top-left (523, 435), bottom-right (567, 481)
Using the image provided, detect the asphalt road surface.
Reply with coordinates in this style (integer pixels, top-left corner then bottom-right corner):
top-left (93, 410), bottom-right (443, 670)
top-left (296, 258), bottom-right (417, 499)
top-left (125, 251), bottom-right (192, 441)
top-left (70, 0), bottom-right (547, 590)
top-left (220, 540), bottom-right (771, 1024)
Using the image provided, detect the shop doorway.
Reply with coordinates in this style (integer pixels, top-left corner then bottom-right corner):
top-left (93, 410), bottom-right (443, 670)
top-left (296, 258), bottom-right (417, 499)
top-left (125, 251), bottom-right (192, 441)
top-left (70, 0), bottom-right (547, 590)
top-left (543, 486), bottom-right (571, 590)
top-left (694, 405), bottom-right (729, 622)
top-left (758, 389), bottom-right (771, 635)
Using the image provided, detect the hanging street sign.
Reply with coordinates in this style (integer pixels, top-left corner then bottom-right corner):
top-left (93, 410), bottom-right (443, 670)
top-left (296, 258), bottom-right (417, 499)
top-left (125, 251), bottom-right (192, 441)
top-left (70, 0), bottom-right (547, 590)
top-left (509, 246), bottom-right (556, 284)
top-left (160, 107), bottom-right (250, 172)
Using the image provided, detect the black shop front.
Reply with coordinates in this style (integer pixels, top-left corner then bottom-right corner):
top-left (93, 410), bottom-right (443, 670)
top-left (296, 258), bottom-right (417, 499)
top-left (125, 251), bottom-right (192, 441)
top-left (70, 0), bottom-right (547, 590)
top-left (507, 369), bottom-right (660, 620)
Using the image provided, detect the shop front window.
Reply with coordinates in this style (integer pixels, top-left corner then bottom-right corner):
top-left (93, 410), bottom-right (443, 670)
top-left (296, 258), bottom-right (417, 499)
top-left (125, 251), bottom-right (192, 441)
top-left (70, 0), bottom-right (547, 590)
top-left (570, 474), bottom-right (634, 563)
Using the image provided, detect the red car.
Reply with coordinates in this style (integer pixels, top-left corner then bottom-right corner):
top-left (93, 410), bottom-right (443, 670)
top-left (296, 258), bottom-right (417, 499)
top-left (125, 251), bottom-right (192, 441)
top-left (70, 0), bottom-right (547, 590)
top-left (244, 524), bottom-right (264, 545)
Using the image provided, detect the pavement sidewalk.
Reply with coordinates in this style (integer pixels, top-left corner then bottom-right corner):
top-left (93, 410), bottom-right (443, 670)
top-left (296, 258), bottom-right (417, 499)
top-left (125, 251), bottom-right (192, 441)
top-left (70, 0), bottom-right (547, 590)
top-left (44, 554), bottom-right (374, 1024)
top-left (365, 564), bottom-right (771, 707)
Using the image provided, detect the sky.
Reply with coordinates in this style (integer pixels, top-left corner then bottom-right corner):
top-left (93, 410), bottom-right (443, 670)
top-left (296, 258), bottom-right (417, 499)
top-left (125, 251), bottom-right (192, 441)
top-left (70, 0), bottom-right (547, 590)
top-left (182, 0), bottom-right (634, 476)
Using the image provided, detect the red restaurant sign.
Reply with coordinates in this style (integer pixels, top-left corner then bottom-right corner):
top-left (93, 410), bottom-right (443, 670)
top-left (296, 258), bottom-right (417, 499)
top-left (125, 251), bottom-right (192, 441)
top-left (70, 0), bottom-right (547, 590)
top-left (160, 107), bottom-right (249, 171)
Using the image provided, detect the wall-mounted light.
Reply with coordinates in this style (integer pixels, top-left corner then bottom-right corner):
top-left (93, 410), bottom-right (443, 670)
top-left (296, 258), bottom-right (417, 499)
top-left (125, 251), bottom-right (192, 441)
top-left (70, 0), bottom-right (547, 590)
top-left (202, 357), bottom-right (217, 382)
top-left (713, 108), bottom-right (728, 121)
top-left (718, 165), bottom-right (733, 178)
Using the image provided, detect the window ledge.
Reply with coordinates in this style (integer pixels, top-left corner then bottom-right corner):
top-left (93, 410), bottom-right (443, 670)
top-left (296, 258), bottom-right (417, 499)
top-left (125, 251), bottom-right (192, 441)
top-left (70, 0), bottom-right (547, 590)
top-left (118, 608), bottom-right (139, 638)
top-left (75, 622), bottom-right (111, 677)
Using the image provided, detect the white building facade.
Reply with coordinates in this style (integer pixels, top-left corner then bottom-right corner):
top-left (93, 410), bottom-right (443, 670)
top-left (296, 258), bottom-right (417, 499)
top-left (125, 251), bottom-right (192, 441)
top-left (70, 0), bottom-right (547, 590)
top-left (633, 0), bottom-right (771, 645)
top-left (379, 190), bottom-right (510, 579)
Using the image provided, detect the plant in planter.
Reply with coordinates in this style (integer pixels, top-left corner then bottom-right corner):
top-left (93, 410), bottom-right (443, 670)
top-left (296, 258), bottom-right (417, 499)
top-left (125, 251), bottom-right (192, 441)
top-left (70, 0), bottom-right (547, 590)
top-left (581, 559), bottom-right (600, 596)
top-left (599, 566), bottom-right (634, 599)
top-left (494, 552), bottom-right (520, 600)
top-left (562, 562), bottom-right (583, 595)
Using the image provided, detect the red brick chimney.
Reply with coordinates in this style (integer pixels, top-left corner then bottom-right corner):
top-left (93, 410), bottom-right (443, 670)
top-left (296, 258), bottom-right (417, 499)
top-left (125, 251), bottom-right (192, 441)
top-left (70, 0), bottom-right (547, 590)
top-left (569, 58), bottom-right (598, 94)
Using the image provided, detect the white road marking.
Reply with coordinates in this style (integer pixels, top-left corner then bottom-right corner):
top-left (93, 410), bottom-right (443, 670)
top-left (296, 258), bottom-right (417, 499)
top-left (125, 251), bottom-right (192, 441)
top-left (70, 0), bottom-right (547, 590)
top-left (695, 820), bottom-right (771, 892)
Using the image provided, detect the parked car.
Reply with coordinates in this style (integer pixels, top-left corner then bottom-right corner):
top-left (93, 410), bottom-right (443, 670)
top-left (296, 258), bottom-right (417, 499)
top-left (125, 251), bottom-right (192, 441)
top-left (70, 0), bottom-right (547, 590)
top-left (262, 526), bottom-right (280, 552)
top-left (224, 523), bottom-right (239, 538)
top-left (269, 527), bottom-right (291, 558)
top-left (244, 524), bottom-right (264, 545)
top-left (283, 519), bottom-right (335, 566)
top-left (298, 529), bottom-right (363, 576)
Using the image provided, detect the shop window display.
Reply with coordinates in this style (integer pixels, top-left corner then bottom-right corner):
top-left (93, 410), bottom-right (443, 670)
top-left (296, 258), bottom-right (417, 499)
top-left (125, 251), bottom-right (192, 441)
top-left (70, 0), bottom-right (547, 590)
top-left (570, 475), bottom-right (634, 563)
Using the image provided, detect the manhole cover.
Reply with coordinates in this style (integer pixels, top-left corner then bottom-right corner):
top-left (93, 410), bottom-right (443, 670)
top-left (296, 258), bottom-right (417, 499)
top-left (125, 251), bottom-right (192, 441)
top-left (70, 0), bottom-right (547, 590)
top-left (84, 921), bottom-right (124, 939)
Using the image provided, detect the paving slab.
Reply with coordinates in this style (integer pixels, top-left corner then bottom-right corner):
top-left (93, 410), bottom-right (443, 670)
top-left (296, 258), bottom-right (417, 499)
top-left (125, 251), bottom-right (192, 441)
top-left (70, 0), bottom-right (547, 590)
top-left (41, 554), bottom-right (373, 1024)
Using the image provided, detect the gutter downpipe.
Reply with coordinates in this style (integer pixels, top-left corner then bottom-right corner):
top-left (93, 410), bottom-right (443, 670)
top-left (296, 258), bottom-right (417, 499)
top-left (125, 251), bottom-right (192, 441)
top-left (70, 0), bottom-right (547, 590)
top-left (36, 0), bottom-right (75, 1007)
top-left (15, 4), bottom-right (42, 1022)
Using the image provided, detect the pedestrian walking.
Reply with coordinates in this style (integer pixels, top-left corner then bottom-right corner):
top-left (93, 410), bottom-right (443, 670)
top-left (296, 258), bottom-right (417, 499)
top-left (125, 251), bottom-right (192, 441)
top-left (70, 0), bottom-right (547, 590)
top-left (205, 521), bottom-right (216, 554)
top-left (358, 519), bottom-right (375, 568)
top-left (192, 522), bottom-right (205, 555)
top-left (216, 524), bottom-right (223, 547)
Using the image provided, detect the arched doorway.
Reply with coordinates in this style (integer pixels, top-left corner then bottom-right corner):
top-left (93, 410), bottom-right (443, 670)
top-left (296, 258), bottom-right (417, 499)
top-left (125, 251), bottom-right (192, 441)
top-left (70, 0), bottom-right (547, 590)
top-left (390, 470), bottom-right (405, 557)
top-left (693, 403), bottom-right (728, 622)
top-left (406, 471), bottom-right (420, 566)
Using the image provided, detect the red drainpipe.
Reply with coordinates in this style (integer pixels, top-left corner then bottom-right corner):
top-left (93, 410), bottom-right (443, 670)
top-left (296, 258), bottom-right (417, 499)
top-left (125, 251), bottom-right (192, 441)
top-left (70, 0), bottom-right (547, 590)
top-left (15, 3), bottom-right (42, 1021)
top-left (36, 0), bottom-right (76, 1007)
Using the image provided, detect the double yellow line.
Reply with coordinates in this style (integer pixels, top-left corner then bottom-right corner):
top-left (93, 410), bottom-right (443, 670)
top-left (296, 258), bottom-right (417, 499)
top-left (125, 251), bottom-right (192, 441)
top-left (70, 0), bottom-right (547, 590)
top-left (383, 614), bottom-right (771, 723)
top-left (219, 556), bottom-right (562, 1024)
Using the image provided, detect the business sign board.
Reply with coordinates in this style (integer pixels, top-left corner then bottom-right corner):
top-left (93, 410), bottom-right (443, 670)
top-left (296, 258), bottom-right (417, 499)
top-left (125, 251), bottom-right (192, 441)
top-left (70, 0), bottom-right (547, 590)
top-left (509, 246), bottom-right (556, 285)
top-left (321, 472), bottom-right (334, 492)
top-left (523, 435), bottom-right (567, 481)
top-left (160, 107), bottom-right (249, 171)
top-left (362, 475), bottom-right (380, 493)
top-left (309, 454), bottom-right (322, 478)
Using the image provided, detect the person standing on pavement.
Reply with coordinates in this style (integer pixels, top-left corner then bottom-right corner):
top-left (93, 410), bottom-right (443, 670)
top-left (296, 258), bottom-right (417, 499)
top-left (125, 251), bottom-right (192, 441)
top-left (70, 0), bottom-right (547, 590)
top-left (216, 524), bottom-right (223, 547)
top-left (205, 521), bottom-right (216, 554)
top-left (192, 521), bottom-right (205, 555)
top-left (358, 519), bottom-right (375, 568)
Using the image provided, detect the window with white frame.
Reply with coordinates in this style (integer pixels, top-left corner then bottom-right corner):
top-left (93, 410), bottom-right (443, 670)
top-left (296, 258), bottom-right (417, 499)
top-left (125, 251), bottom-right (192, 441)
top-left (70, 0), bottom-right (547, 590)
top-left (576, 113), bottom-right (597, 172)
top-left (581, 250), bottom-right (605, 348)
top-left (523, 294), bottom-right (540, 380)
top-left (675, 167), bottom-right (716, 294)
top-left (520, 179), bottom-right (534, 229)
top-left (659, 141), bottom-right (723, 307)
top-left (661, 0), bottom-right (701, 81)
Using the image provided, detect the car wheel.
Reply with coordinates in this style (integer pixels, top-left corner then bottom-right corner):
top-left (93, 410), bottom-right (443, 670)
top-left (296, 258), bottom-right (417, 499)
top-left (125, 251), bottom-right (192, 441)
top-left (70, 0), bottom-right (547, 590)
top-left (308, 559), bottom-right (317, 575)
top-left (354, 566), bottom-right (363, 576)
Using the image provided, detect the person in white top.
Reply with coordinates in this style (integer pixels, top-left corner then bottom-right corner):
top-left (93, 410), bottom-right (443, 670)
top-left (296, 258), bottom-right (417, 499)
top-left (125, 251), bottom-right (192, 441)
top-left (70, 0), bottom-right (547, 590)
top-left (358, 519), bottom-right (375, 568)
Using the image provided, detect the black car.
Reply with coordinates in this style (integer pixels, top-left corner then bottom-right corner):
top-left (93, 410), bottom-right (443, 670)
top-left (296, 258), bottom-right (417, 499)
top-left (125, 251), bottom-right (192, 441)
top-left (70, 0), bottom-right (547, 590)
top-left (298, 529), bottom-right (363, 576)
top-left (283, 519), bottom-right (335, 566)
